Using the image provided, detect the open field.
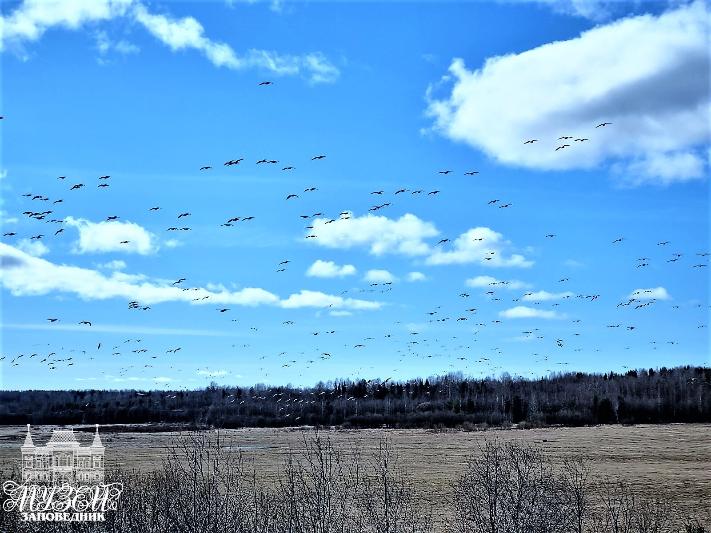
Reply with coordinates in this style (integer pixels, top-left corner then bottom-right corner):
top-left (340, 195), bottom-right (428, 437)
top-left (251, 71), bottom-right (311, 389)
top-left (1, 423), bottom-right (709, 527)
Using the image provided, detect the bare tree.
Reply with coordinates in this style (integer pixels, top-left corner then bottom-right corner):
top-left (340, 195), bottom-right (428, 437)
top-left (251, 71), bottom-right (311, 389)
top-left (356, 438), bottom-right (433, 533)
top-left (1, 433), bottom-right (707, 533)
top-left (560, 455), bottom-right (591, 533)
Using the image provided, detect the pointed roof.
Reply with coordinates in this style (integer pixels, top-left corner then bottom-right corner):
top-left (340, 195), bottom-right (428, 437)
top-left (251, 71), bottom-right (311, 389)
top-left (47, 429), bottom-right (80, 448)
top-left (91, 424), bottom-right (104, 449)
top-left (21, 424), bottom-right (34, 449)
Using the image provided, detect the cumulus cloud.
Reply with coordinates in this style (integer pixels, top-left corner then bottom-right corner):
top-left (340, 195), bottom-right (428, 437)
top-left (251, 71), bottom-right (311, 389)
top-left (1, 0), bottom-right (339, 83)
top-left (406, 271), bottom-right (427, 282)
top-left (466, 275), bottom-right (529, 289)
top-left (65, 216), bottom-right (158, 255)
top-left (521, 290), bottom-right (574, 301)
top-left (308, 213), bottom-right (439, 256)
top-left (499, 306), bottom-right (564, 319)
top-left (0, 243), bottom-right (380, 311)
top-left (364, 269), bottom-right (396, 283)
top-left (426, 1), bottom-right (710, 185)
top-left (629, 286), bottom-right (671, 300)
top-left (309, 214), bottom-right (531, 268)
top-left (0, 0), bottom-right (132, 48)
top-left (616, 150), bottom-right (706, 186)
top-left (16, 238), bottom-right (49, 257)
top-left (426, 227), bottom-right (533, 267)
top-left (279, 289), bottom-right (382, 310)
top-left (306, 259), bottom-right (356, 278)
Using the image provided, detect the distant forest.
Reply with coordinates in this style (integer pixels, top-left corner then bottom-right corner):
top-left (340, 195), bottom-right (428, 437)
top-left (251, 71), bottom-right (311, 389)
top-left (1, 366), bottom-right (709, 429)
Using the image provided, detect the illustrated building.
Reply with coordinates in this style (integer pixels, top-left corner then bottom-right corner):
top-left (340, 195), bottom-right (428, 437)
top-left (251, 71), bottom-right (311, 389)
top-left (21, 424), bottom-right (105, 485)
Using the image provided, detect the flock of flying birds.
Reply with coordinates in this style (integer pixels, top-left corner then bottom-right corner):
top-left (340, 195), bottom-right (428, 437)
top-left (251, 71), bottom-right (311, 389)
top-left (2, 115), bottom-right (709, 403)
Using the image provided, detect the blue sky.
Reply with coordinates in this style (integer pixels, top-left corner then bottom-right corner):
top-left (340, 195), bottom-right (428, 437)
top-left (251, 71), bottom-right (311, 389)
top-left (0, 0), bottom-right (709, 390)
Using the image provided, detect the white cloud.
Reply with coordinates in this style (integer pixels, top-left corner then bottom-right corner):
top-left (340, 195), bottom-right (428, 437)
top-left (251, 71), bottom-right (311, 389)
top-left (279, 289), bottom-right (382, 310)
top-left (97, 259), bottom-right (127, 270)
top-left (0, 0), bottom-right (133, 49)
top-left (0, 169), bottom-right (7, 180)
top-left (405, 322), bottom-right (427, 333)
top-left (406, 271), bottom-right (427, 282)
top-left (521, 290), bottom-right (574, 301)
top-left (197, 369), bottom-right (228, 378)
top-left (164, 239), bottom-right (182, 248)
top-left (308, 213), bottom-right (439, 256)
top-left (426, 227), bottom-right (533, 267)
top-left (4, 322), bottom-right (240, 337)
top-left (306, 259), bottom-right (356, 278)
top-left (329, 310), bottom-right (353, 317)
top-left (564, 259), bottom-right (585, 268)
top-left (616, 150), bottom-right (706, 186)
top-left (0, 243), bottom-right (381, 311)
top-left (508, 334), bottom-right (538, 343)
top-left (15, 238), bottom-right (49, 257)
top-left (65, 216), bottom-right (158, 255)
top-left (308, 214), bottom-right (530, 268)
top-left (1, 0), bottom-right (339, 84)
top-left (466, 275), bottom-right (529, 289)
top-left (132, 4), bottom-right (238, 65)
top-left (364, 269), bottom-right (396, 283)
top-left (226, 0), bottom-right (284, 15)
top-left (629, 286), bottom-right (671, 300)
top-left (528, 0), bottom-right (618, 21)
top-left (0, 210), bottom-right (18, 224)
top-left (95, 29), bottom-right (139, 58)
top-left (499, 306), bottom-right (564, 319)
top-left (131, 4), bottom-right (339, 84)
top-left (426, 1), bottom-right (710, 185)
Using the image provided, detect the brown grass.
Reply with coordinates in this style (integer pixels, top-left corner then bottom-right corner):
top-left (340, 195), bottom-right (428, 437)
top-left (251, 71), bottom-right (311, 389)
top-left (1, 423), bottom-right (709, 528)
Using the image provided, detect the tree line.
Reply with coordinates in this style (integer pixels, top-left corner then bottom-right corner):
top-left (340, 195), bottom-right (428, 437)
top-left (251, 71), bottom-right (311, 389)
top-left (0, 365), bottom-right (709, 429)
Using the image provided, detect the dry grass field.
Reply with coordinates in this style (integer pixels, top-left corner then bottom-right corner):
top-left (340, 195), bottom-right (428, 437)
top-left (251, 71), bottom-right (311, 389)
top-left (1, 423), bottom-right (709, 528)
